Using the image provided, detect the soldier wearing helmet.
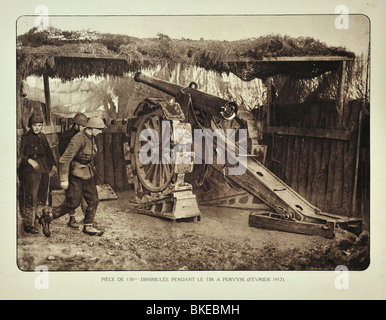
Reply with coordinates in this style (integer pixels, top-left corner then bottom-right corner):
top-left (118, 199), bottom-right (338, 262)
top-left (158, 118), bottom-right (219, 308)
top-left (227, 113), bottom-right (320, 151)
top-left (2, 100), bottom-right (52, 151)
top-left (18, 114), bottom-right (56, 234)
top-left (40, 116), bottom-right (106, 237)
top-left (58, 113), bottom-right (88, 155)
top-left (58, 112), bottom-right (88, 229)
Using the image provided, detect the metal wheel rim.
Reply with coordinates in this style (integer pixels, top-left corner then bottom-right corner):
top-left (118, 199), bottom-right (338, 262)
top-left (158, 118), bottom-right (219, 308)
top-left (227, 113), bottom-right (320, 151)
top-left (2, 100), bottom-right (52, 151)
top-left (134, 112), bottom-right (174, 192)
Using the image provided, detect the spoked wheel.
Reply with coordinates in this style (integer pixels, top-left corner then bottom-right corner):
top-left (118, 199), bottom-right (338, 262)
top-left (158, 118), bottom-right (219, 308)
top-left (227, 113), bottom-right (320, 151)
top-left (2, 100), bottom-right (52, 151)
top-left (133, 111), bottom-right (175, 193)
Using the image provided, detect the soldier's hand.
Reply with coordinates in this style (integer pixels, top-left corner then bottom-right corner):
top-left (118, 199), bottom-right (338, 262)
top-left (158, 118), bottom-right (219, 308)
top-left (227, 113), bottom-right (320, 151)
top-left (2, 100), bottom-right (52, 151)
top-left (28, 158), bottom-right (39, 170)
top-left (49, 165), bottom-right (57, 177)
top-left (60, 181), bottom-right (69, 190)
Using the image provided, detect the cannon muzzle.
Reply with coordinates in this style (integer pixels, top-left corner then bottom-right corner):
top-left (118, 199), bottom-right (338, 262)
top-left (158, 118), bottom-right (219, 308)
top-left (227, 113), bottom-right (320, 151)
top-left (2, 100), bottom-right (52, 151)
top-left (134, 72), bottom-right (237, 120)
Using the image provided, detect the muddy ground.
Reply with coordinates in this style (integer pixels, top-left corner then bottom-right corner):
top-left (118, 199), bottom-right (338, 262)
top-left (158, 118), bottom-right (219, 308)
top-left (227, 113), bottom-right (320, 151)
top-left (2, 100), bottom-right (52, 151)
top-left (17, 190), bottom-right (370, 272)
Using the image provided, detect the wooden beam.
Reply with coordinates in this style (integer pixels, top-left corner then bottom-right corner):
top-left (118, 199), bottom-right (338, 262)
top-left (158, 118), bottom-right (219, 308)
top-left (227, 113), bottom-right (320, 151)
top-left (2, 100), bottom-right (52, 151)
top-left (103, 124), bottom-right (127, 133)
top-left (352, 110), bottom-right (363, 215)
top-left (43, 74), bottom-right (51, 125)
top-left (265, 77), bottom-right (272, 126)
top-left (17, 74), bottom-right (23, 129)
top-left (249, 212), bottom-right (335, 238)
top-left (336, 60), bottom-right (347, 126)
top-left (57, 53), bottom-right (127, 61)
top-left (261, 56), bottom-right (354, 62)
top-left (266, 126), bottom-right (353, 141)
top-left (224, 56), bottom-right (354, 63)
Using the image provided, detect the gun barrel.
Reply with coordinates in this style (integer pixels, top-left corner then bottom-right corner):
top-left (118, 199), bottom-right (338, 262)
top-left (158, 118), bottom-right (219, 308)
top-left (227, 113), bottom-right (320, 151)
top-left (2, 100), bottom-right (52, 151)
top-left (134, 72), bottom-right (237, 120)
top-left (134, 72), bottom-right (182, 97)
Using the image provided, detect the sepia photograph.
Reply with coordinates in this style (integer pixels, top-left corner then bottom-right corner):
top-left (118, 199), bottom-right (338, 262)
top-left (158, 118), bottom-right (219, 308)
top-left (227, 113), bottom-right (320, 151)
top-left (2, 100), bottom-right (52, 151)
top-left (15, 13), bottom-right (371, 273)
top-left (1, 0), bottom-right (385, 301)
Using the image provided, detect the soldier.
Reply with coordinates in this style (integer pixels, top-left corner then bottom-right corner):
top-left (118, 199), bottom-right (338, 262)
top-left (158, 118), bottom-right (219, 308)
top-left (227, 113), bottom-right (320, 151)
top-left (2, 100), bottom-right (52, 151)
top-left (39, 116), bottom-right (106, 237)
top-left (18, 114), bottom-right (56, 234)
top-left (58, 112), bottom-right (88, 229)
top-left (58, 112), bottom-right (88, 155)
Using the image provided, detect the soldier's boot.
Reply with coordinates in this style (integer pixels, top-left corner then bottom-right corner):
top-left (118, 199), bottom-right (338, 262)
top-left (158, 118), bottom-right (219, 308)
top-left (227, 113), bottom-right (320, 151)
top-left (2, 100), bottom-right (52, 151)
top-left (39, 206), bottom-right (67, 237)
top-left (24, 225), bottom-right (40, 234)
top-left (39, 211), bottom-right (53, 238)
top-left (23, 207), bottom-right (39, 235)
top-left (23, 225), bottom-right (40, 234)
top-left (34, 213), bottom-right (40, 228)
top-left (67, 215), bottom-right (79, 229)
top-left (82, 224), bottom-right (104, 236)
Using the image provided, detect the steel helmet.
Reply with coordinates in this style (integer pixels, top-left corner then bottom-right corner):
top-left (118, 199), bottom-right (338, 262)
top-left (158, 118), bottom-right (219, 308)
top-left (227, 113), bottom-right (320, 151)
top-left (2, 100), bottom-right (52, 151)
top-left (87, 116), bottom-right (106, 129)
top-left (72, 113), bottom-right (88, 126)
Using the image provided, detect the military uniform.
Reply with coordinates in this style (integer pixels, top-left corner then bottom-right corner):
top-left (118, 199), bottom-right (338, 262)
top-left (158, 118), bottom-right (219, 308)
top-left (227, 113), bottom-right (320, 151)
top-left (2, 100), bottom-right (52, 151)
top-left (51, 130), bottom-right (99, 228)
top-left (40, 116), bottom-right (105, 237)
top-left (58, 126), bottom-right (79, 156)
top-left (58, 120), bottom-right (88, 228)
top-left (18, 119), bottom-right (56, 233)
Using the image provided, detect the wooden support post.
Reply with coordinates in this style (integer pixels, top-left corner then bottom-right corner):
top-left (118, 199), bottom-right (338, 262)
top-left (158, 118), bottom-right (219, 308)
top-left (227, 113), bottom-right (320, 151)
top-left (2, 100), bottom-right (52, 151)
top-left (104, 133), bottom-right (115, 189)
top-left (17, 74), bottom-right (23, 130)
top-left (336, 61), bottom-right (346, 127)
top-left (112, 133), bottom-right (125, 191)
top-left (352, 110), bottom-right (363, 216)
top-left (94, 134), bottom-right (105, 185)
top-left (265, 77), bottom-right (272, 126)
top-left (43, 74), bottom-right (51, 125)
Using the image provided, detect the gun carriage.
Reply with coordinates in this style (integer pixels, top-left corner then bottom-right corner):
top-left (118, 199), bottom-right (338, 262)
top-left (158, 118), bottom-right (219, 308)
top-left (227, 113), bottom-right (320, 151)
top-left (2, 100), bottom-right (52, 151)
top-left (125, 72), bottom-right (362, 238)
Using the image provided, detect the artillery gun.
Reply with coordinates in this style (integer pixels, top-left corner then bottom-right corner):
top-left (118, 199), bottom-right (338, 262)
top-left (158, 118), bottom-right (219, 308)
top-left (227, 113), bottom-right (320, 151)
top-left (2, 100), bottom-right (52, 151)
top-left (125, 72), bottom-right (362, 238)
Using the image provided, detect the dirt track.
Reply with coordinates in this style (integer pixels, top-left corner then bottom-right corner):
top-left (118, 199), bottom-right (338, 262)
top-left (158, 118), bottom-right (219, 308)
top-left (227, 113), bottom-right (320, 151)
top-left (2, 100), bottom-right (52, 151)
top-left (17, 190), bottom-right (369, 272)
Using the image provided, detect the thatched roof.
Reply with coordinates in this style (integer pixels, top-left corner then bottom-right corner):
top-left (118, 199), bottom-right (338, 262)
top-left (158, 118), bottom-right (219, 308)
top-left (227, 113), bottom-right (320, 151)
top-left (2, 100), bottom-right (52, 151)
top-left (17, 27), bottom-right (355, 82)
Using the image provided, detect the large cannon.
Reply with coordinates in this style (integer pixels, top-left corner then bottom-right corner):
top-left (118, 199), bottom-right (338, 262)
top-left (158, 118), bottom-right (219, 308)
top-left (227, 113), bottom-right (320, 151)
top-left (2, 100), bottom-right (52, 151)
top-left (125, 72), bottom-right (362, 238)
top-left (134, 72), bottom-right (238, 121)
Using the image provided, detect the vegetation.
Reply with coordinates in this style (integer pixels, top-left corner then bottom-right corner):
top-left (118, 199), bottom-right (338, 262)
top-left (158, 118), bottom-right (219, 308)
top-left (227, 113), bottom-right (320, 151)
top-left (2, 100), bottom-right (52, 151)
top-left (17, 27), bottom-right (355, 82)
top-left (17, 27), bottom-right (368, 118)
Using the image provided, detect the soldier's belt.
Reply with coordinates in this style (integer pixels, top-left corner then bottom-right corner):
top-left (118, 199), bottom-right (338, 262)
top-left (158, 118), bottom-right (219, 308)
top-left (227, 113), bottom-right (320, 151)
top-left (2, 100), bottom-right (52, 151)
top-left (73, 159), bottom-right (91, 165)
